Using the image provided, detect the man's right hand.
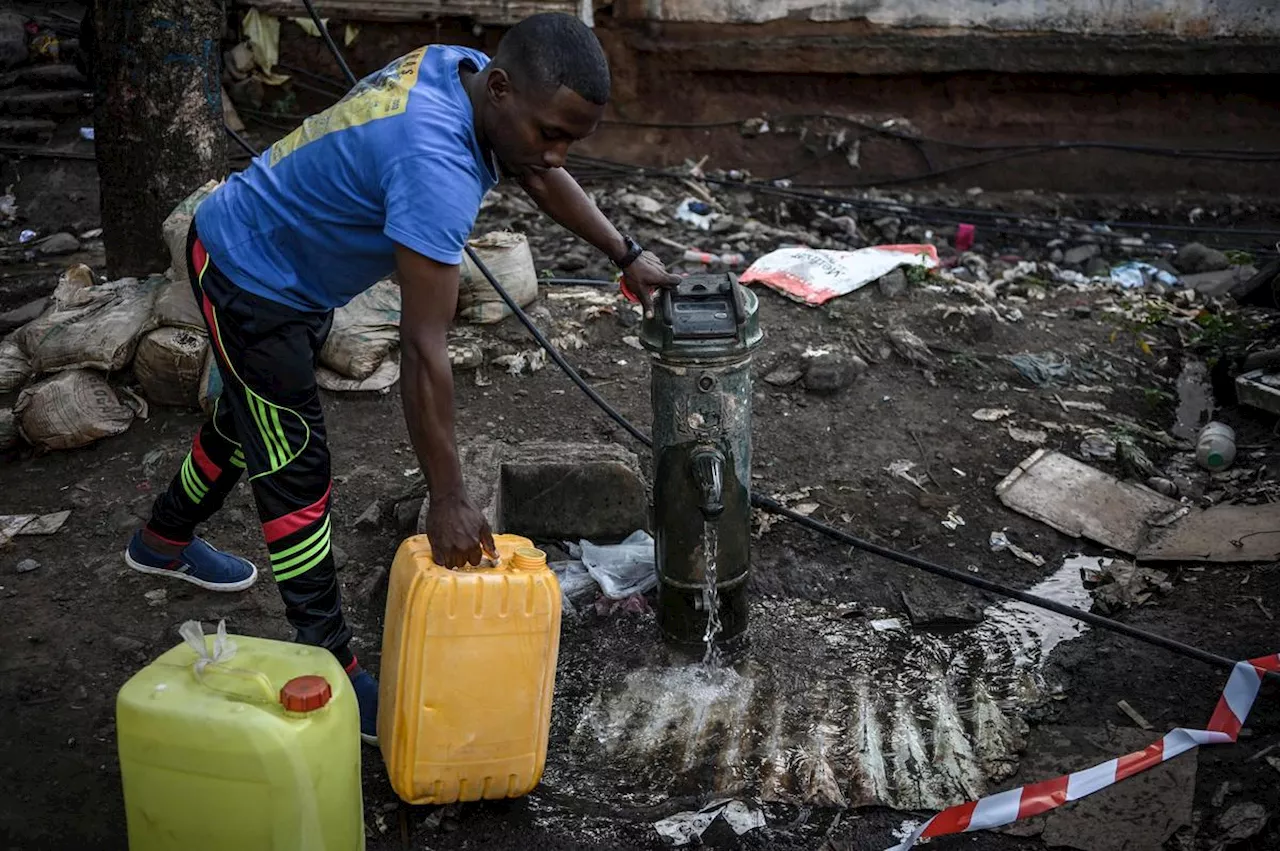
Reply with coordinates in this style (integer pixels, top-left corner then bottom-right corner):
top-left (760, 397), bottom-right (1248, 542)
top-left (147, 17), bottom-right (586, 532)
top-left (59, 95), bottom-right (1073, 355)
top-left (424, 493), bottom-right (497, 569)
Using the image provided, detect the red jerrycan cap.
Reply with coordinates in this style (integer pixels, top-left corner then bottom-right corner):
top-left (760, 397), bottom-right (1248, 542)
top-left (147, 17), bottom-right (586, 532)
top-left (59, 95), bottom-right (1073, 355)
top-left (280, 675), bottom-right (332, 712)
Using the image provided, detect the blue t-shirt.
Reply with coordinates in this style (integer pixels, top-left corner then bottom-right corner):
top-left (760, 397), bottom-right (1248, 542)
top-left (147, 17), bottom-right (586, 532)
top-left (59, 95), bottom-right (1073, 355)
top-left (196, 44), bottom-right (500, 312)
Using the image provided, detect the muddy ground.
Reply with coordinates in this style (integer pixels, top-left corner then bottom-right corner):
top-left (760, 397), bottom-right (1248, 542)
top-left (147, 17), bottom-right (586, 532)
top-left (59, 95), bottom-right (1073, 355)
top-left (2, 134), bottom-right (1280, 849)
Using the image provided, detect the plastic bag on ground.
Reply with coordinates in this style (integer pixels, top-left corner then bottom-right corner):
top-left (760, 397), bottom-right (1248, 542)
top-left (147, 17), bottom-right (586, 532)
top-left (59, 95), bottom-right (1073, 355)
top-left (319, 280), bottom-right (400, 380)
top-left (550, 560), bottom-right (598, 603)
top-left (18, 268), bottom-right (160, 373)
top-left (579, 530), bottom-right (656, 599)
top-left (162, 179), bottom-right (222, 287)
top-left (134, 327), bottom-right (209, 408)
top-left (15, 369), bottom-right (135, 450)
top-left (458, 231), bottom-right (539, 324)
top-left (0, 334), bottom-right (32, 393)
top-left (740, 244), bottom-right (939, 306)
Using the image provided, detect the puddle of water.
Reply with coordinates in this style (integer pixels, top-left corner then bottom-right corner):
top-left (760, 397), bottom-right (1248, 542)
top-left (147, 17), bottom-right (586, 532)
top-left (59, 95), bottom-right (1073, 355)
top-left (985, 557), bottom-right (1091, 665)
top-left (701, 521), bottom-right (722, 667)
top-left (1172, 359), bottom-right (1212, 440)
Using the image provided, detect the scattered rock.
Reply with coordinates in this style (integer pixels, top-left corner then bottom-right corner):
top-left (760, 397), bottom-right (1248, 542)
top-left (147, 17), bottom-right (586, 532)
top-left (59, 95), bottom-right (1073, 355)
top-left (763, 366), bottom-right (803, 387)
top-left (354, 500), bottom-right (381, 531)
top-left (1050, 248), bottom-right (1065, 264)
top-left (876, 268), bottom-right (908, 298)
top-left (558, 251), bottom-right (588, 272)
top-left (873, 216), bottom-right (901, 242)
top-left (803, 354), bottom-right (865, 395)
top-left (1173, 242), bottom-right (1229, 274)
top-left (1084, 256), bottom-right (1110, 279)
top-left (620, 193), bottom-right (663, 215)
top-left (395, 497), bottom-right (424, 533)
top-left (1214, 803), bottom-right (1268, 845)
top-left (111, 636), bottom-right (146, 654)
top-left (36, 232), bottom-right (81, 256)
top-left (144, 589), bottom-right (167, 607)
top-left (901, 593), bottom-right (984, 627)
top-left (15, 558), bottom-right (39, 573)
top-left (1063, 244), bottom-right (1101, 266)
top-left (0, 296), bottom-right (49, 336)
top-left (333, 545), bottom-right (349, 570)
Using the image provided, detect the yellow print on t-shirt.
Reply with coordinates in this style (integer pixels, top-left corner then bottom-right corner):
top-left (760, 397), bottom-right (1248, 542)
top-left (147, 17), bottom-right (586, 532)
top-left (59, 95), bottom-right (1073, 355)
top-left (268, 47), bottom-right (427, 166)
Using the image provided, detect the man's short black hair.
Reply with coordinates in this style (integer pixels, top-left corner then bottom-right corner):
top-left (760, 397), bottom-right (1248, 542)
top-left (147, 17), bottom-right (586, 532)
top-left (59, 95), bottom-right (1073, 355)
top-left (495, 12), bottom-right (611, 105)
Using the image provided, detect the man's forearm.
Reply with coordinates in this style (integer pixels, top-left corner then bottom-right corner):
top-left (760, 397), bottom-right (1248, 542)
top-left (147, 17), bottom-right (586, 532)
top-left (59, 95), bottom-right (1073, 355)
top-left (520, 168), bottom-right (627, 262)
top-left (400, 338), bottom-right (464, 500)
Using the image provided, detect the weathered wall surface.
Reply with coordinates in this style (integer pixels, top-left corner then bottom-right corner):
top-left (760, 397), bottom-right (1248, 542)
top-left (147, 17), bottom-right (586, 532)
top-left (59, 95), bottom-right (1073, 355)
top-left (614, 0), bottom-right (1280, 36)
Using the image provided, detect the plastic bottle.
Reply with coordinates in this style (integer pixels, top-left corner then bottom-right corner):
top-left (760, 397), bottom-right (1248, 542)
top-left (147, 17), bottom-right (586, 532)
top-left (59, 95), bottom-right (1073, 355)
top-left (378, 534), bottom-right (561, 805)
top-left (1196, 421), bottom-right (1236, 471)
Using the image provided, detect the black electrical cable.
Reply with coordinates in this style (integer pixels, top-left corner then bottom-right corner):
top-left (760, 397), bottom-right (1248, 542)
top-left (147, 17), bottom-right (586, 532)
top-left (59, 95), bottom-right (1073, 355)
top-left (276, 1), bottom-right (1278, 680)
top-left (224, 124), bottom-right (259, 158)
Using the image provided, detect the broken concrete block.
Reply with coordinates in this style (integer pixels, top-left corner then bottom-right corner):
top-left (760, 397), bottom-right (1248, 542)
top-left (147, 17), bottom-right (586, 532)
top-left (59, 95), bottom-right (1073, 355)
top-left (418, 437), bottom-right (649, 543)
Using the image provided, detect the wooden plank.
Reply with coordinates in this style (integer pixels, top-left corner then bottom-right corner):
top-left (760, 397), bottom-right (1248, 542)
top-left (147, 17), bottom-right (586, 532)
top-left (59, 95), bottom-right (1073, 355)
top-left (995, 449), bottom-right (1182, 556)
top-left (250, 0), bottom-right (583, 25)
top-left (1139, 502), bottom-right (1280, 563)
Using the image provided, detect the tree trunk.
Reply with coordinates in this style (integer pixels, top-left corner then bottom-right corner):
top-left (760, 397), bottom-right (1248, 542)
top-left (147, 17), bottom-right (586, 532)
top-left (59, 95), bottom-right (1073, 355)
top-left (93, 0), bottom-right (227, 279)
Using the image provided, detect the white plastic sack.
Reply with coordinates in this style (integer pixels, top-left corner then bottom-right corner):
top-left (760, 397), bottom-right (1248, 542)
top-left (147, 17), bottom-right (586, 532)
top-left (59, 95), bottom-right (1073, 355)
top-left (316, 353), bottom-right (399, 393)
top-left (15, 369), bottom-right (135, 450)
top-left (134, 327), bottom-right (209, 408)
top-left (740, 244), bottom-right (939, 306)
top-left (0, 334), bottom-right (31, 393)
top-left (458, 231), bottom-right (539, 324)
top-left (18, 267), bottom-right (160, 373)
top-left (319, 280), bottom-right (400, 380)
top-left (579, 530), bottom-right (656, 599)
top-left (162, 179), bottom-right (222, 286)
top-left (154, 275), bottom-right (205, 329)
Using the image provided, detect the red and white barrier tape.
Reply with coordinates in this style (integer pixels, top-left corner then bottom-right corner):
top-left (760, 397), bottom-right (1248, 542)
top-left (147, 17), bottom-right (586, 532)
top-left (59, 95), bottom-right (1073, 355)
top-left (889, 652), bottom-right (1280, 850)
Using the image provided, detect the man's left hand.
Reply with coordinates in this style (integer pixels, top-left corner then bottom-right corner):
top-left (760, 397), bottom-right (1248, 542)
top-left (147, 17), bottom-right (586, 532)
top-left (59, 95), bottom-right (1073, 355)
top-left (623, 250), bottom-right (681, 319)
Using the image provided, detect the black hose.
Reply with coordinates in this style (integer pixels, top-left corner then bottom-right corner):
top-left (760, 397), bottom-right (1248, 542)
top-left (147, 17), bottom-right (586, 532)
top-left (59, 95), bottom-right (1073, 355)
top-left (301, 0), bottom-right (359, 89)
top-left (274, 1), bottom-right (1276, 681)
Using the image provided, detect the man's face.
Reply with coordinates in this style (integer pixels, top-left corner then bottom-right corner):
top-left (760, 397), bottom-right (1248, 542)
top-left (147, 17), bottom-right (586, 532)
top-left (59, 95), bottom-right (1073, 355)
top-left (484, 69), bottom-right (604, 178)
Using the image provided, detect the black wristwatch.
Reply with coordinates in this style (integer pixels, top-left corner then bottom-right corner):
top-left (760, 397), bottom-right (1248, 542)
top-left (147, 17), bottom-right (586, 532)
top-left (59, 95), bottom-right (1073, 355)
top-left (613, 233), bottom-right (644, 270)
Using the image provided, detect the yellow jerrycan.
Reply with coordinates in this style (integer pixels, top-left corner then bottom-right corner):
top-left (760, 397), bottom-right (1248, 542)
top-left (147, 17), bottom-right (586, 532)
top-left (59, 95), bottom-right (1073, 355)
top-left (116, 620), bottom-right (364, 851)
top-left (379, 533), bottom-right (562, 805)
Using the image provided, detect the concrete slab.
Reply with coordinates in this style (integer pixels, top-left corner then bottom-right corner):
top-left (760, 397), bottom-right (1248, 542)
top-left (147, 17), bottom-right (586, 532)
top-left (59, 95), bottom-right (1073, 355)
top-left (417, 437), bottom-right (649, 543)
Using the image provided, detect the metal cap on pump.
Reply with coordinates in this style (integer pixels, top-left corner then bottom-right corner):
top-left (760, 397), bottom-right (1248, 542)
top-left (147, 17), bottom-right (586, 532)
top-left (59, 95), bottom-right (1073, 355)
top-left (639, 273), bottom-right (762, 361)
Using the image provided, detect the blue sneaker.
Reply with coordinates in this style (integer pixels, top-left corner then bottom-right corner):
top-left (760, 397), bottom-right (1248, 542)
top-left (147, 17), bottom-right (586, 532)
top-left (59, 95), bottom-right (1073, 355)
top-left (350, 669), bottom-right (379, 746)
top-left (124, 530), bottom-right (258, 592)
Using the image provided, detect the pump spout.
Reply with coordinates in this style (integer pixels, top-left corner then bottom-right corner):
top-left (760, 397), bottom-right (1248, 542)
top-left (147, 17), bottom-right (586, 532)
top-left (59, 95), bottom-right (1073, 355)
top-left (689, 447), bottom-right (726, 519)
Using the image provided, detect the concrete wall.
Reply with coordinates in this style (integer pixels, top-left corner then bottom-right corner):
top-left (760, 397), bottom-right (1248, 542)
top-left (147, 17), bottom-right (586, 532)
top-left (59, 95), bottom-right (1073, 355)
top-left (616, 0), bottom-right (1280, 36)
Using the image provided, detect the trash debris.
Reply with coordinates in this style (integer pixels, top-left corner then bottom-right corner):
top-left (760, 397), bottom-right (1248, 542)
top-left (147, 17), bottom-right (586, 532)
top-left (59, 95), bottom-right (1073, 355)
top-left (654, 799), bottom-right (765, 846)
top-left (1194, 421), bottom-right (1236, 472)
top-left (550, 560), bottom-right (598, 606)
top-left (886, 325), bottom-right (941, 368)
top-left (1109, 261), bottom-right (1179, 290)
top-left (1006, 352), bottom-right (1074, 386)
top-left (1079, 431), bottom-right (1117, 460)
top-left (144, 588), bottom-right (167, 607)
top-left (1060, 399), bottom-right (1107, 413)
top-left (316, 355), bottom-right (399, 393)
top-left (1080, 557), bottom-right (1172, 614)
top-left (1007, 425), bottom-right (1047, 445)
top-left (1234, 369), bottom-right (1280, 417)
top-left (492, 349), bottom-right (546, 375)
top-left (79, 127), bottom-right (94, 141)
top-left (997, 450), bottom-right (1182, 556)
top-left (740, 244), bottom-right (938, 306)
top-left (954, 223), bottom-right (975, 252)
top-left (0, 510), bottom-right (70, 547)
top-left (989, 530), bottom-right (1046, 567)
top-left (578, 530), bottom-right (656, 599)
top-left (1140, 502), bottom-right (1280, 564)
top-left (674, 198), bottom-right (716, 231)
top-left (18, 229), bottom-right (36, 244)
top-left (1117, 699), bottom-right (1153, 730)
top-left (15, 557), bottom-right (39, 573)
top-left (870, 617), bottom-right (905, 631)
top-left (972, 408), bottom-right (1014, 422)
top-left (885, 459), bottom-right (928, 490)
top-left (682, 249), bottom-right (745, 267)
top-left (941, 509), bottom-right (965, 530)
